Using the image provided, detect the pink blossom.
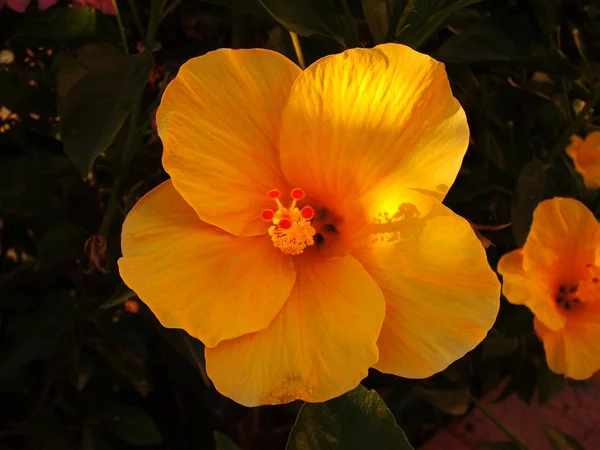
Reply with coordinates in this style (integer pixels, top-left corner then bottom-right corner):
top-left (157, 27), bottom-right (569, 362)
top-left (72, 0), bottom-right (115, 15)
top-left (0, 0), bottom-right (58, 12)
top-left (0, 0), bottom-right (115, 14)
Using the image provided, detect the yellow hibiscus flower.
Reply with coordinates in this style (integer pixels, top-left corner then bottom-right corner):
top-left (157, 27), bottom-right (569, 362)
top-left (566, 132), bottom-right (600, 188)
top-left (118, 43), bottom-right (500, 406)
top-left (498, 197), bottom-right (600, 379)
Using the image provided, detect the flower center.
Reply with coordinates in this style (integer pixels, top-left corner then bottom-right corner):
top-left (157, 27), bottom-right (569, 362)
top-left (555, 263), bottom-right (600, 312)
top-left (261, 188), bottom-right (316, 256)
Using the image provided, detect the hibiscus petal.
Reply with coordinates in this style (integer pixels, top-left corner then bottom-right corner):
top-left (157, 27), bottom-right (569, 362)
top-left (523, 198), bottom-right (600, 279)
top-left (118, 180), bottom-right (296, 348)
top-left (205, 255), bottom-right (385, 406)
top-left (535, 313), bottom-right (600, 379)
top-left (497, 249), bottom-right (565, 331)
top-left (157, 49), bottom-right (301, 236)
top-left (36, 0), bottom-right (57, 9)
top-left (534, 319), bottom-right (567, 376)
top-left (6, 0), bottom-right (31, 12)
top-left (351, 189), bottom-right (500, 378)
top-left (279, 43), bottom-right (468, 205)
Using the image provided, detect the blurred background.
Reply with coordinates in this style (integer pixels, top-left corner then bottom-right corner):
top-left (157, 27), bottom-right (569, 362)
top-left (1, 0), bottom-right (599, 449)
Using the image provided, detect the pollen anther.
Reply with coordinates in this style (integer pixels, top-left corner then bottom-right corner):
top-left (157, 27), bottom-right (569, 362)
top-left (261, 189), bottom-right (316, 255)
top-left (301, 206), bottom-right (315, 220)
top-left (261, 209), bottom-right (274, 221)
top-left (278, 219), bottom-right (292, 230)
top-left (291, 188), bottom-right (305, 200)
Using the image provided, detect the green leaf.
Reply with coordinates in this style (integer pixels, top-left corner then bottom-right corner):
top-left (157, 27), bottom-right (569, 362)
top-left (361, 0), bottom-right (388, 44)
top-left (0, 300), bottom-right (73, 383)
top-left (286, 385), bottom-right (414, 450)
top-left (214, 431), bottom-right (242, 450)
top-left (106, 406), bottom-right (162, 445)
top-left (529, 0), bottom-right (557, 43)
top-left (261, 0), bottom-right (359, 47)
top-left (537, 361), bottom-right (564, 405)
top-left (80, 426), bottom-right (112, 450)
top-left (436, 16), bottom-right (578, 77)
top-left (35, 222), bottom-right (89, 269)
top-left (397, 0), bottom-right (484, 49)
top-left (543, 424), bottom-right (585, 450)
top-left (57, 44), bottom-right (153, 178)
top-left (11, 7), bottom-right (118, 49)
top-left (99, 283), bottom-right (136, 309)
top-left (201, 0), bottom-right (358, 47)
top-left (158, 329), bottom-right (212, 387)
top-left (510, 159), bottom-right (550, 247)
top-left (412, 386), bottom-right (470, 416)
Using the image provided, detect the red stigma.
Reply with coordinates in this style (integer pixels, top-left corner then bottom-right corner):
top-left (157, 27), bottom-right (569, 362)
top-left (261, 209), bottom-right (274, 221)
top-left (268, 189), bottom-right (281, 199)
top-left (278, 219), bottom-right (292, 230)
top-left (291, 188), bottom-right (305, 200)
top-left (301, 206), bottom-right (315, 220)
top-left (587, 263), bottom-right (593, 268)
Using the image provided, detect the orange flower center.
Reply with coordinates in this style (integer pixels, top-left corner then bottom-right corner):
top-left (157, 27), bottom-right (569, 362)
top-left (555, 263), bottom-right (600, 312)
top-left (261, 188), bottom-right (316, 255)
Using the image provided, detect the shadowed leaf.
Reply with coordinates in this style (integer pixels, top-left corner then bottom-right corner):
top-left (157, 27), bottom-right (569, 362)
top-left (286, 385), bottom-right (414, 450)
top-left (543, 424), bottom-right (585, 450)
top-left (214, 431), bottom-right (242, 450)
top-left (57, 44), bottom-right (153, 178)
top-left (106, 406), bottom-right (162, 445)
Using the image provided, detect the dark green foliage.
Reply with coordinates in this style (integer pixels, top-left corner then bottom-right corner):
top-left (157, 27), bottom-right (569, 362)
top-left (543, 424), bottom-right (586, 450)
top-left (56, 43), bottom-right (153, 178)
top-left (1, 0), bottom-right (599, 449)
top-left (287, 385), bottom-right (414, 450)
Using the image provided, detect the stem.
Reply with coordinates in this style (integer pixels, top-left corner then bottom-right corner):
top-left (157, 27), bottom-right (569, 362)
top-left (556, 26), bottom-right (572, 122)
top-left (470, 395), bottom-right (530, 450)
top-left (572, 28), bottom-right (594, 84)
top-left (547, 84), bottom-right (600, 161)
top-left (183, 337), bottom-right (212, 388)
top-left (161, 0), bottom-right (183, 21)
top-left (146, 0), bottom-right (162, 51)
top-left (98, 1), bottom-right (165, 239)
top-left (112, 0), bottom-right (129, 53)
top-left (98, 103), bottom-right (141, 238)
top-left (127, 0), bottom-right (145, 39)
top-left (339, 0), bottom-right (361, 48)
top-left (289, 32), bottom-right (306, 69)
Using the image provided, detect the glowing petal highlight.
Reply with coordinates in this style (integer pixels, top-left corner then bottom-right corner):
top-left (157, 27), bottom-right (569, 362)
top-left (205, 255), bottom-right (385, 406)
top-left (118, 181), bottom-right (296, 348)
top-left (279, 43), bottom-right (468, 206)
top-left (352, 189), bottom-right (500, 378)
top-left (158, 49), bottom-right (301, 236)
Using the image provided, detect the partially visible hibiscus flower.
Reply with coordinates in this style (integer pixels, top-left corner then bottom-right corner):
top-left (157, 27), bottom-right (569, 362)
top-left (0, 0), bottom-right (114, 13)
top-left (566, 132), bottom-right (600, 189)
top-left (498, 197), bottom-right (600, 379)
top-left (119, 44), bottom-right (501, 406)
top-left (71, 0), bottom-right (114, 14)
top-left (0, 0), bottom-right (57, 12)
